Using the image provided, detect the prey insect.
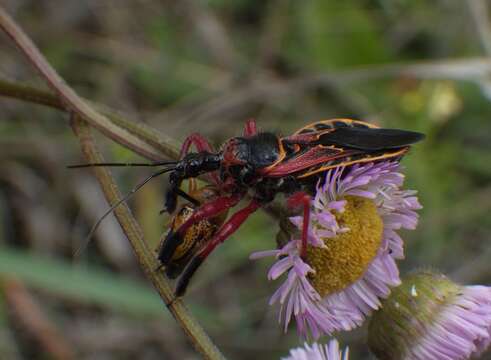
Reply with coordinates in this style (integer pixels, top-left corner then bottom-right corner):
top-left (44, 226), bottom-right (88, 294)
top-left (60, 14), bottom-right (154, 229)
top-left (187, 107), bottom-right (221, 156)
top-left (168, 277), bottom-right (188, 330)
top-left (70, 118), bottom-right (424, 297)
top-left (157, 179), bottom-right (226, 294)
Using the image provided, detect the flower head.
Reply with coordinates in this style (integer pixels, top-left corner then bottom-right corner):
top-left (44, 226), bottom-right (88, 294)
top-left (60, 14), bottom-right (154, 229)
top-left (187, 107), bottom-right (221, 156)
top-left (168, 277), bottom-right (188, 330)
top-left (251, 161), bottom-right (421, 338)
top-left (368, 270), bottom-right (491, 360)
top-left (282, 339), bottom-right (349, 360)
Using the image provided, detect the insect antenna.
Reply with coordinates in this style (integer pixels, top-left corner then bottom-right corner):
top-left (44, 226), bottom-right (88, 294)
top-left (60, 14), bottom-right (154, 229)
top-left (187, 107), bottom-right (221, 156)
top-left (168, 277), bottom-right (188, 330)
top-left (73, 165), bottom-right (175, 258)
top-left (67, 160), bottom-right (177, 169)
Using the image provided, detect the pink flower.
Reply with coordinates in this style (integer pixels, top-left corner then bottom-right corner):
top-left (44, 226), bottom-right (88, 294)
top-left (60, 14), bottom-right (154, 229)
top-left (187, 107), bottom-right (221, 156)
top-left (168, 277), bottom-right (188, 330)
top-left (282, 339), bottom-right (349, 360)
top-left (251, 162), bottom-right (421, 339)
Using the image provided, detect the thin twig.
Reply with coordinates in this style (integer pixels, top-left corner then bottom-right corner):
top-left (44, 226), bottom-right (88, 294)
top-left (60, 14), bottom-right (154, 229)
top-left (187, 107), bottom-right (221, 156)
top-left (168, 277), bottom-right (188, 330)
top-left (70, 115), bottom-right (225, 360)
top-left (4, 56), bottom-right (491, 135)
top-left (310, 57), bottom-right (491, 84)
top-left (0, 77), bottom-right (180, 160)
top-left (0, 7), bottom-right (224, 359)
top-left (0, 7), bottom-right (178, 162)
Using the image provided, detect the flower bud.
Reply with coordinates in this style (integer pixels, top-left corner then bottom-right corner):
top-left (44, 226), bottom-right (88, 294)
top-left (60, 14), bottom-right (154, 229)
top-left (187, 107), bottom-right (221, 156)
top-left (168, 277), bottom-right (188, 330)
top-left (368, 270), bottom-right (491, 360)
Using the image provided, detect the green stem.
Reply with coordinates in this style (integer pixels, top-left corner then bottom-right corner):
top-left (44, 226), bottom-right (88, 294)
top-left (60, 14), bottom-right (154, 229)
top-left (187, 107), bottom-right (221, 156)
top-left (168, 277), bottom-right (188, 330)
top-left (0, 7), bottom-right (178, 162)
top-left (71, 115), bottom-right (225, 360)
top-left (0, 77), bottom-right (180, 160)
top-left (0, 6), bottom-right (225, 359)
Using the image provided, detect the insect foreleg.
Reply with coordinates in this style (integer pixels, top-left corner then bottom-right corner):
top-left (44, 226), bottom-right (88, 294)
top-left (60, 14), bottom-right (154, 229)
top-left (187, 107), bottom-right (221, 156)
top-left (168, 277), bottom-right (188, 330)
top-left (175, 199), bottom-right (261, 296)
top-left (180, 133), bottom-right (214, 157)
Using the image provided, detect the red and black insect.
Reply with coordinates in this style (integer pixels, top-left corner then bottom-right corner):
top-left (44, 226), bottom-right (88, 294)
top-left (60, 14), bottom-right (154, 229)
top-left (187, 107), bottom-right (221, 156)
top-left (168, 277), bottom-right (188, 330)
top-left (158, 118), bottom-right (424, 296)
top-left (71, 118), bottom-right (424, 296)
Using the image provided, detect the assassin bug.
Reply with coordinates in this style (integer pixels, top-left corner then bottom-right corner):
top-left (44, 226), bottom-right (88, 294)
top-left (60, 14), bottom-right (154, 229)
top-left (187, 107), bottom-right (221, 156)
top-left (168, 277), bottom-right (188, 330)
top-left (158, 118), bottom-right (424, 296)
top-left (71, 118), bottom-right (424, 297)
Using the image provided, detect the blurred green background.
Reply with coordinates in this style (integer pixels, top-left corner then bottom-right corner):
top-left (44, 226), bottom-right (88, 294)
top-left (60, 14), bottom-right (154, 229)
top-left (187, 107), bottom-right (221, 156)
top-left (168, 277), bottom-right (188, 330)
top-left (1, 1), bottom-right (490, 359)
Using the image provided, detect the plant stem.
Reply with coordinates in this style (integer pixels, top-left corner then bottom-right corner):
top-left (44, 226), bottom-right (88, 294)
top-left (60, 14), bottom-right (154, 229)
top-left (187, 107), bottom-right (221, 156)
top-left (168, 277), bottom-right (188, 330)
top-left (0, 7), bottom-right (178, 162)
top-left (71, 115), bottom-right (225, 360)
top-left (0, 77), bottom-right (180, 160)
top-left (0, 6), bottom-right (225, 359)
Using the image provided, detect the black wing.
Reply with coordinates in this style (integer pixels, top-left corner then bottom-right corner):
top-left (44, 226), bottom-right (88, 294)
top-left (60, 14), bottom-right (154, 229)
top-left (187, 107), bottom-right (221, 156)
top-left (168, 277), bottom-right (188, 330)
top-left (319, 127), bottom-right (425, 151)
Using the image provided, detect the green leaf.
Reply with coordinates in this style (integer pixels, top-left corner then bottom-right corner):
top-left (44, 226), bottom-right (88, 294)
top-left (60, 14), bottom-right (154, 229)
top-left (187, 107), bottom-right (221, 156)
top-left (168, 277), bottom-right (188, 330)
top-left (0, 247), bottom-right (224, 331)
top-left (0, 246), bottom-right (165, 318)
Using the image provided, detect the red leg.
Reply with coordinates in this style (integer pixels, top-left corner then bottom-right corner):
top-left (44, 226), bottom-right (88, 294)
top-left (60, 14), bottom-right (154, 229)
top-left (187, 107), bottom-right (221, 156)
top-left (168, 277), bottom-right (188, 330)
top-left (180, 133), bottom-right (214, 158)
top-left (287, 192), bottom-right (311, 259)
top-left (177, 193), bottom-right (242, 235)
top-left (180, 133), bottom-right (219, 185)
top-left (243, 118), bottom-right (258, 137)
top-left (158, 193), bottom-right (243, 265)
top-left (175, 199), bottom-right (261, 296)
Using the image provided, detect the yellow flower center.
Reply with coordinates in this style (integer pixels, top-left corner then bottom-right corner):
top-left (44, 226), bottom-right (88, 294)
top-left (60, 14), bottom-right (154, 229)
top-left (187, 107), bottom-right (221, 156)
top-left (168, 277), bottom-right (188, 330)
top-left (306, 196), bottom-right (383, 297)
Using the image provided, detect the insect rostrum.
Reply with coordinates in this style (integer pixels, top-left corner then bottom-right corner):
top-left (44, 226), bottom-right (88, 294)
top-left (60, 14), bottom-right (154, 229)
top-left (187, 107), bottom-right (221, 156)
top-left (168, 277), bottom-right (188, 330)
top-left (158, 118), bottom-right (424, 297)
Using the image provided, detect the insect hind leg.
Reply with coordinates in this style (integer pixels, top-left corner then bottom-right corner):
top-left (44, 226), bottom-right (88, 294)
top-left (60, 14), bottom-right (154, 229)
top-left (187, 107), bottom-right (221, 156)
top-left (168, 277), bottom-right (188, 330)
top-left (287, 192), bottom-right (312, 259)
top-left (175, 199), bottom-right (260, 297)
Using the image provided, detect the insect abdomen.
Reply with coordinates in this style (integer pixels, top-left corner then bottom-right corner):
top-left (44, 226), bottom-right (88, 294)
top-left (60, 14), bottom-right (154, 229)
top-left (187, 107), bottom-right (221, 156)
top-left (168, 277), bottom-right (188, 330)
top-left (159, 205), bottom-right (218, 279)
